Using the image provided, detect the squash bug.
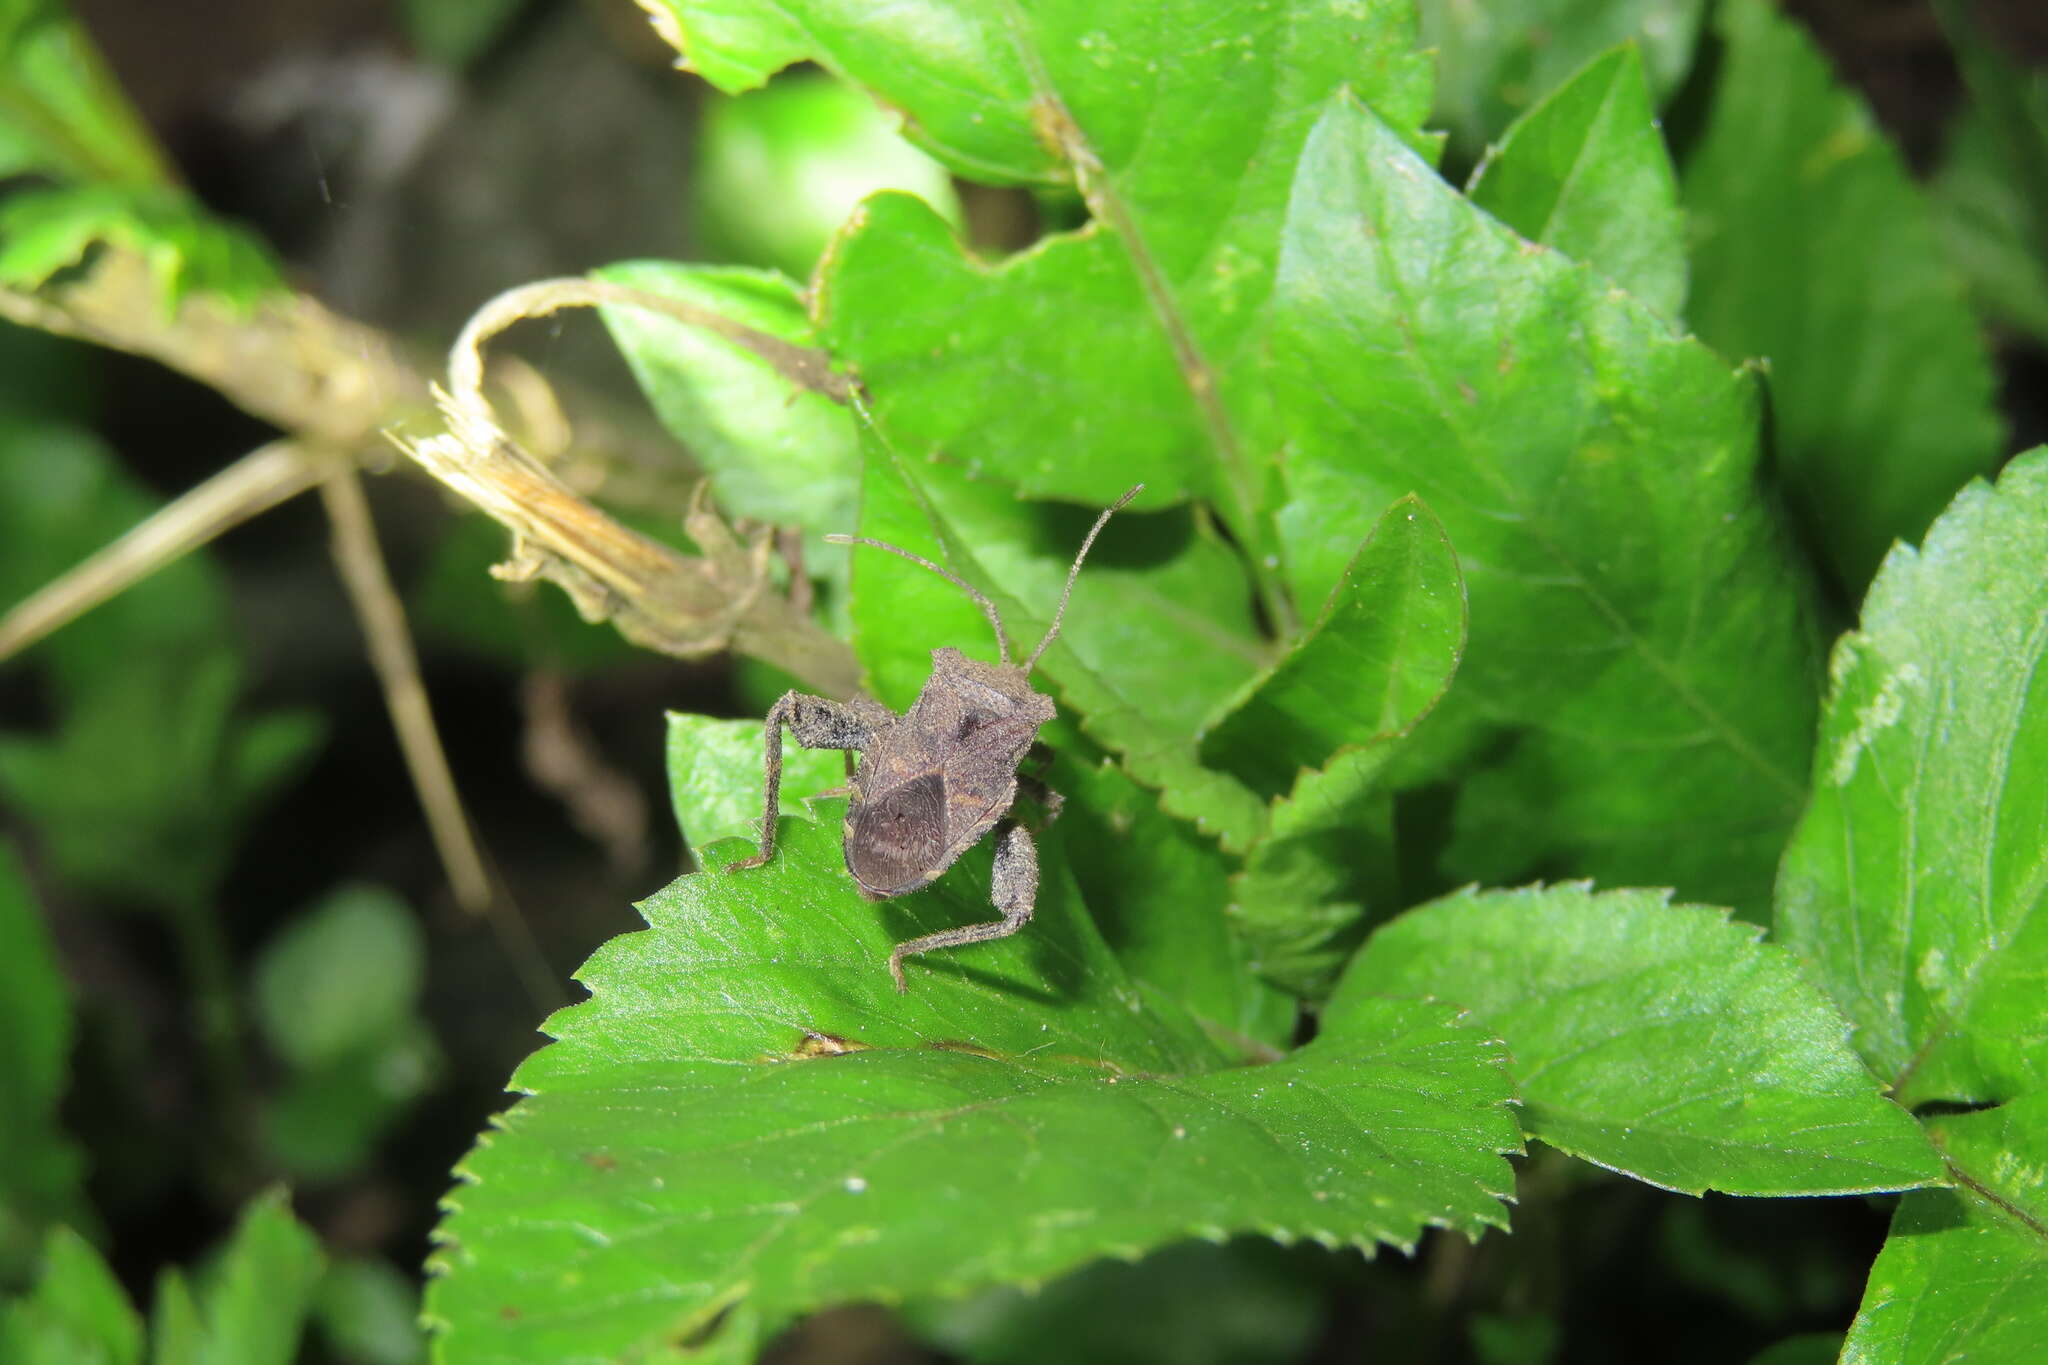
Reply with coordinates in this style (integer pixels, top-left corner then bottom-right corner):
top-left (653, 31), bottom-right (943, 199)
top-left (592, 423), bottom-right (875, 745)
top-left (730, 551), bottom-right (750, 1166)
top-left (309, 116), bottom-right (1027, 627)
top-left (727, 485), bottom-right (1142, 991)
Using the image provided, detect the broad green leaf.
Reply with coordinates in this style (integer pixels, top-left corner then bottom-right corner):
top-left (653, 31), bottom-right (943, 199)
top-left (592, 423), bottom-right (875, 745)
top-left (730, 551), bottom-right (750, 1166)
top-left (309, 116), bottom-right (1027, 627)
top-left (1344, 884), bottom-right (1944, 1196)
top-left (850, 424), bottom-right (1271, 851)
top-left (253, 885), bottom-right (424, 1071)
top-left (0, 185), bottom-right (282, 313)
top-left (694, 71), bottom-right (961, 279)
top-left (1227, 745), bottom-right (1398, 1000)
top-left (1201, 496), bottom-right (1464, 799)
top-left (664, 711), bottom-right (844, 855)
top-left (0, 0), bottom-right (169, 184)
top-left (147, 1191), bottom-right (323, 1365)
top-left (1841, 1094), bottom-right (2048, 1364)
top-left (0, 1226), bottom-right (140, 1365)
top-left (634, 0), bottom-right (808, 95)
top-left (1777, 448), bottom-right (2048, 1107)
top-left (1466, 43), bottom-right (1685, 317)
top-left (0, 842), bottom-right (85, 1277)
top-left (1270, 92), bottom-right (1817, 916)
top-left (0, 651), bottom-right (323, 914)
top-left (1416, 0), bottom-right (1707, 164)
top-left (1680, 0), bottom-right (2003, 589)
top-left (425, 818), bottom-right (1520, 1361)
top-left (781, 0), bottom-right (1433, 574)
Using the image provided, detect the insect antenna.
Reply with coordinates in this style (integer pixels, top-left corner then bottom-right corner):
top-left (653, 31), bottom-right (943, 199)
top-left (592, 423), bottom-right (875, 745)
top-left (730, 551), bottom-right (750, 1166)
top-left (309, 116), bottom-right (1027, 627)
top-left (825, 533), bottom-right (1014, 664)
top-left (1022, 483), bottom-right (1143, 673)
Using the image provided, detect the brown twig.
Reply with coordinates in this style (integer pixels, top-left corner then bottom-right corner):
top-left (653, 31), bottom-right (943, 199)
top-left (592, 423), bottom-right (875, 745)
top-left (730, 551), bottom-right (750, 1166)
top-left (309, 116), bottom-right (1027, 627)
top-left (0, 439), bottom-right (324, 664)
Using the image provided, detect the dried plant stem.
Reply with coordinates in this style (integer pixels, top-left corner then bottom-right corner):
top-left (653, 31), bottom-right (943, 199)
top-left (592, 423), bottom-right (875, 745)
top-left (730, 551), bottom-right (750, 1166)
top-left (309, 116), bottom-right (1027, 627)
top-left (0, 439), bottom-right (324, 663)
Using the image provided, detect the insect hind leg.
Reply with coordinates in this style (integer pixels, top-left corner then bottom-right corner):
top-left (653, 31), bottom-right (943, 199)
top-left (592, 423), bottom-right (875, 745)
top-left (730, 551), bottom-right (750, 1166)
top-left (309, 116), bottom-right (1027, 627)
top-left (887, 822), bottom-right (1037, 992)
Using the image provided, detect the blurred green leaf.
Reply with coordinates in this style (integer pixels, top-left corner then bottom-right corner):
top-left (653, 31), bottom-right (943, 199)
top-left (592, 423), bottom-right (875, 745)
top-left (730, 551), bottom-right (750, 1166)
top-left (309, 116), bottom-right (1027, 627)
top-left (1932, 99), bottom-right (2048, 345)
top-left (263, 1024), bottom-right (438, 1181)
top-left (694, 71), bottom-right (961, 279)
top-left (0, 1225), bottom-right (140, 1365)
top-left (1841, 1094), bottom-right (2048, 1363)
top-left (0, 0), bottom-right (169, 184)
top-left (147, 1190), bottom-right (323, 1365)
top-left (665, 710), bottom-right (844, 855)
top-left (1201, 496), bottom-right (1464, 799)
top-left (311, 1259), bottom-right (425, 1365)
top-left (1777, 447), bottom-right (2048, 1108)
top-left (410, 514), bottom-right (639, 674)
top-left (1746, 1334), bottom-right (1842, 1365)
top-left (849, 425), bottom-right (1271, 851)
top-left (1416, 0), bottom-right (1707, 164)
top-left (0, 185), bottom-right (282, 313)
top-left (1467, 42), bottom-right (1685, 317)
top-left (0, 650), bottom-right (323, 913)
top-left (0, 842), bottom-right (85, 1279)
top-left (0, 418), bottom-right (227, 690)
top-left (1680, 0), bottom-right (2003, 590)
top-left (912, 1238), bottom-right (1328, 1365)
top-left (1345, 884), bottom-right (1943, 1196)
top-left (425, 818), bottom-right (1519, 1362)
top-left (396, 0), bottom-right (526, 68)
top-left (1269, 92), bottom-right (1817, 916)
top-left (253, 886), bottom-right (424, 1071)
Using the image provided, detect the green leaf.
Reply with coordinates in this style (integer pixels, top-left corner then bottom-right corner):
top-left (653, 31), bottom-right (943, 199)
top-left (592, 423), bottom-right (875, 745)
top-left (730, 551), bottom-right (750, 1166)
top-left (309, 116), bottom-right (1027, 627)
top-left (1049, 750), bottom-right (1294, 1050)
top-left (1269, 92), bottom-right (1818, 916)
top-left (253, 885), bottom-right (424, 1071)
top-left (1200, 496), bottom-right (1464, 799)
top-left (1777, 448), bottom-right (2048, 1108)
top-left (0, 650), bottom-right (323, 913)
top-left (694, 70), bottom-right (961, 279)
top-left (0, 417), bottom-right (228, 690)
top-left (425, 818), bottom-right (1520, 1361)
top-left (1747, 1334), bottom-right (1842, 1365)
top-left (1416, 0), bottom-right (1707, 164)
top-left (411, 515), bottom-right (639, 674)
top-left (1932, 99), bottom-right (2048, 345)
top-left (1344, 884), bottom-right (1944, 1196)
top-left (1227, 745), bottom-right (1399, 1000)
top-left (849, 424), bottom-right (1271, 852)
top-left (787, 0), bottom-right (1431, 573)
top-left (396, 0), bottom-right (526, 68)
top-left (149, 1190), bottom-right (324, 1365)
top-left (1841, 1093), bottom-right (2048, 1364)
top-left (0, 0), bottom-right (170, 184)
top-left (1679, 0), bottom-right (2003, 590)
top-left (0, 1226), bottom-right (141, 1365)
top-left (1466, 43), bottom-right (1685, 317)
top-left (311, 1258), bottom-right (425, 1365)
top-left (0, 841), bottom-right (85, 1277)
top-left (636, 0), bottom-right (808, 94)
top-left (910, 1237), bottom-right (1328, 1365)
top-left (665, 711), bottom-right (844, 855)
top-left (0, 185), bottom-right (282, 313)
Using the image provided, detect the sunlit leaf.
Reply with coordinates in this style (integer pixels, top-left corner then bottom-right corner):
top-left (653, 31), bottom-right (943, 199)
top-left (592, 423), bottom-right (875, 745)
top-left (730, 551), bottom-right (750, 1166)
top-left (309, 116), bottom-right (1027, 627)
top-left (425, 819), bottom-right (1520, 1362)
top-left (1345, 884), bottom-right (1943, 1196)
top-left (1777, 447), bottom-right (2048, 1107)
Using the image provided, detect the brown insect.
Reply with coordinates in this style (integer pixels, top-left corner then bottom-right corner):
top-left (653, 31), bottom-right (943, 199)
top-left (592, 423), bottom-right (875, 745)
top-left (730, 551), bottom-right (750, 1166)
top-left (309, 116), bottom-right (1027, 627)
top-left (727, 486), bottom-right (1142, 991)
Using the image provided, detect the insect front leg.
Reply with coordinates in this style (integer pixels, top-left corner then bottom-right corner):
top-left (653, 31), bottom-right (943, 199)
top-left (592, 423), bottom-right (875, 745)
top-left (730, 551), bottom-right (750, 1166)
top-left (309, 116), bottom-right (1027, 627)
top-left (726, 691), bottom-right (891, 873)
top-left (887, 821), bottom-right (1038, 993)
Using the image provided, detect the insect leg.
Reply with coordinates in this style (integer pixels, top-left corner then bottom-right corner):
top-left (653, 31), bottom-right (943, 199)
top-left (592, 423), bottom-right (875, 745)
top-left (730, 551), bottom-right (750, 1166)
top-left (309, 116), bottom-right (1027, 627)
top-left (726, 692), bottom-right (889, 873)
top-left (887, 821), bottom-right (1037, 992)
top-left (1015, 772), bottom-right (1065, 827)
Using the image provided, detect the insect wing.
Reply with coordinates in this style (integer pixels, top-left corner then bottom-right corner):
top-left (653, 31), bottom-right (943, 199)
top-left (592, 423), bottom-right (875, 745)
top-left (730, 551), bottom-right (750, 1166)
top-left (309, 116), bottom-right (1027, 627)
top-left (846, 772), bottom-right (949, 897)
